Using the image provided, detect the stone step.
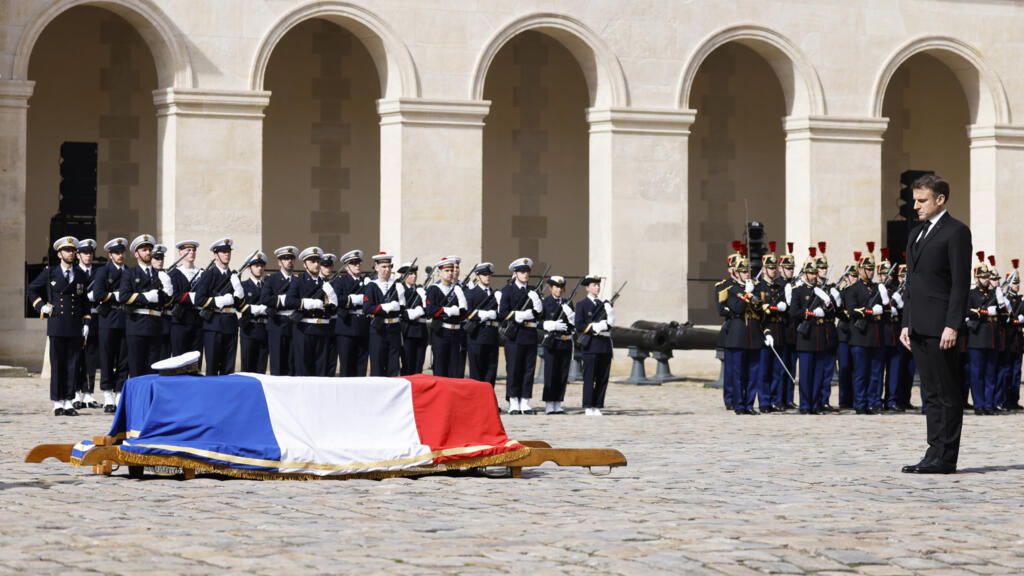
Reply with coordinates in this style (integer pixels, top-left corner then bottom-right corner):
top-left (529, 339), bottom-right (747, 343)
top-left (0, 365), bottom-right (32, 378)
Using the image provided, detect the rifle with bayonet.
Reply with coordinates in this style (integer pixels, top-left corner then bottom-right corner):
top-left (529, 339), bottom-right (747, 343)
top-left (400, 265), bottom-right (433, 337)
top-left (576, 281), bottom-right (627, 349)
top-left (853, 262), bottom-right (897, 331)
top-left (967, 269), bottom-right (1018, 330)
top-left (371, 258), bottom-right (416, 331)
top-left (199, 251), bottom-right (257, 322)
top-left (541, 275), bottom-right (584, 349)
top-left (170, 258), bottom-right (213, 322)
top-left (498, 265), bottom-right (550, 341)
top-left (463, 271), bottom-right (502, 338)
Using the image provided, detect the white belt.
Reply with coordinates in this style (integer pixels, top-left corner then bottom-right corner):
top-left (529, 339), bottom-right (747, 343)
top-left (90, 308), bottom-right (99, 314)
top-left (554, 334), bottom-right (571, 341)
top-left (417, 317), bottom-right (430, 324)
top-left (482, 320), bottom-right (498, 327)
top-left (523, 321), bottom-right (537, 328)
top-left (378, 317), bottom-right (399, 325)
top-left (350, 309), bottom-right (364, 316)
top-left (300, 318), bottom-right (331, 325)
top-left (216, 307), bottom-right (236, 314)
top-left (441, 322), bottom-right (462, 330)
top-left (276, 310), bottom-right (291, 317)
top-left (132, 309), bottom-right (162, 317)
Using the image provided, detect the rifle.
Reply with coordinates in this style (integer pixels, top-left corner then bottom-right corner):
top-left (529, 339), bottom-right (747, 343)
top-left (498, 265), bottom-right (550, 341)
top-left (967, 269), bottom-right (1018, 330)
top-left (541, 275), bottom-right (584, 349)
top-left (371, 258), bottom-right (416, 331)
top-left (576, 281), bottom-right (627, 349)
top-left (460, 263), bottom-right (478, 289)
top-left (170, 259), bottom-right (212, 322)
top-left (199, 251), bottom-right (257, 322)
top-left (853, 263), bottom-right (898, 331)
top-left (796, 279), bottom-right (828, 337)
top-left (165, 251), bottom-right (189, 272)
top-left (463, 272), bottom-right (506, 338)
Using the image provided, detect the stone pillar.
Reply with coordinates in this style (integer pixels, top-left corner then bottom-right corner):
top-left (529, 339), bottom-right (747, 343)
top-left (153, 89), bottom-right (270, 254)
top-left (783, 116), bottom-right (889, 265)
top-left (378, 99), bottom-right (490, 263)
top-left (968, 124), bottom-right (1024, 258)
top-left (586, 107), bottom-right (695, 324)
top-left (0, 80), bottom-right (40, 367)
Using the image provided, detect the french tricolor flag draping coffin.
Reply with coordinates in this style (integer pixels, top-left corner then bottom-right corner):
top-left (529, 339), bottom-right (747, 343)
top-left (97, 374), bottom-right (528, 479)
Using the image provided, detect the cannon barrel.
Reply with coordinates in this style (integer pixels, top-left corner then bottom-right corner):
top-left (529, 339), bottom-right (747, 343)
top-left (630, 320), bottom-right (719, 350)
top-left (609, 326), bottom-right (669, 350)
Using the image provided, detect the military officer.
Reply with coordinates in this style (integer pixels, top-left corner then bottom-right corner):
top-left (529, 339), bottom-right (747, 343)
top-left (73, 238), bottom-right (100, 409)
top-left (987, 259), bottom-right (1014, 412)
top-left (286, 247), bottom-right (334, 376)
top-left (965, 252), bottom-right (997, 415)
top-left (845, 250), bottom-right (887, 414)
top-left (719, 256), bottom-right (764, 415)
top-left (756, 248), bottom-right (786, 412)
top-left (397, 262), bottom-right (429, 375)
top-left (498, 257), bottom-right (542, 414)
top-left (778, 242), bottom-right (798, 408)
top-left (93, 237), bottom-right (129, 412)
top-left (426, 256), bottom-right (468, 379)
top-left (465, 263), bottom-right (501, 386)
top-left (1003, 264), bottom-right (1023, 410)
top-left (169, 240), bottom-right (204, 357)
top-left (320, 253), bottom-right (339, 376)
top-left (151, 243), bottom-right (173, 359)
top-left (541, 275), bottom-right (575, 414)
top-left (261, 245), bottom-right (297, 376)
top-left (333, 249), bottom-right (370, 377)
top-left (575, 274), bottom-right (615, 416)
top-left (717, 241), bottom-right (743, 410)
top-left (886, 262), bottom-right (912, 411)
top-left (815, 243), bottom-right (841, 412)
top-left (240, 250), bottom-right (269, 373)
top-left (27, 236), bottom-right (90, 415)
top-left (835, 257), bottom-right (859, 409)
top-left (789, 253), bottom-right (836, 414)
top-left (451, 255), bottom-right (471, 378)
top-left (363, 252), bottom-right (405, 376)
top-left (120, 234), bottom-right (171, 377)
top-left (195, 238), bottom-right (242, 375)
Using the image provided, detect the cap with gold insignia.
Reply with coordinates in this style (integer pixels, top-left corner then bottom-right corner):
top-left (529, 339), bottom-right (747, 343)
top-left (508, 257), bottom-right (532, 272)
top-left (372, 251), bottom-right (393, 263)
top-left (473, 262), bottom-right (494, 276)
top-left (151, 350), bottom-right (201, 376)
top-left (436, 255), bottom-right (460, 269)
top-left (397, 261), bottom-right (418, 275)
top-left (130, 234), bottom-right (155, 252)
top-left (152, 244), bottom-right (167, 259)
top-left (209, 238), bottom-right (233, 253)
top-left (547, 275), bottom-right (566, 287)
top-left (176, 240), bottom-right (199, 250)
top-left (320, 253), bottom-right (336, 268)
top-left (341, 249), bottom-right (363, 266)
top-left (77, 238), bottom-right (97, 252)
top-left (104, 237), bottom-right (128, 253)
top-left (53, 236), bottom-right (79, 251)
top-left (299, 246), bottom-right (322, 262)
top-left (249, 250), bottom-right (267, 266)
top-left (581, 274), bottom-right (602, 286)
top-left (274, 245), bottom-right (298, 259)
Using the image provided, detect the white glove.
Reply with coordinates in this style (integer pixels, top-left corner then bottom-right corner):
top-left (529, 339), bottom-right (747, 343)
top-left (277, 294), bottom-right (287, 307)
top-left (878, 283), bottom-right (890, 305)
top-left (514, 310), bottom-right (535, 323)
top-left (454, 285), bottom-right (468, 310)
top-left (813, 287), bottom-right (828, 301)
top-left (214, 294), bottom-right (234, 308)
top-left (349, 294), bottom-right (364, 306)
top-left (143, 289), bottom-right (159, 303)
top-left (478, 309), bottom-right (497, 321)
top-left (543, 320), bottom-right (568, 332)
top-left (830, 287), bottom-right (840, 301)
top-left (87, 290), bottom-right (95, 302)
top-left (871, 304), bottom-right (884, 316)
top-left (592, 320), bottom-right (609, 334)
top-left (397, 285), bottom-right (407, 307)
top-left (302, 298), bottom-right (324, 310)
top-left (416, 287), bottom-right (427, 303)
top-left (82, 324), bottom-right (89, 339)
top-left (323, 282), bottom-right (338, 307)
top-left (987, 305), bottom-right (997, 316)
top-left (112, 291), bottom-right (121, 303)
top-left (764, 334), bottom-right (774, 348)
top-left (250, 304), bottom-right (267, 316)
top-left (406, 306), bottom-right (425, 321)
top-left (230, 274), bottom-right (244, 300)
top-left (40, 303), bottom-right (53, 316)
top-left (528, 290), bottom-right (542, 312)
top-left (784, 282), bottom-right (793, 305)
top-left (158, 271), bottom-right (173, 296)
top-left (1018, 314), bottom-right (1024, 323)
top-left (892, 292), bottom-right (904, 308)
top-left (889, 307), bottom-right (898, 317)
top-left (494, 291), bottom-right (503, 307)
top-left (776, 301), bottom-right (787, 312)
top-left (187, 292), bottom-right (196, 304)
top-left (606, 306), bottom-right (615, 327)
top-left (443, 305), bottom-right (461, 317)
top-left (996, 287), bottom-right (1007, 306)
top-left (744, 280), bottom-right (754, 294)
top-left (813, 307), bottom-right (825, 318)
top-left (381, 301), bottom-right (401, 313)
top-left (561, 303), bottom-right (575, 317)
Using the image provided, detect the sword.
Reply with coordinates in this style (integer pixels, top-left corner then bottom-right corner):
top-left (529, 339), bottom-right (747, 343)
top-left (767, 340), bottom-right (796, 385)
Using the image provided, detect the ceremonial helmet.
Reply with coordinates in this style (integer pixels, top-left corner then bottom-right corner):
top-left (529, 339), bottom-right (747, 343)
top-left (778, 242), bottom-right (795, 270)
top-left (974, 251), bottom-right (989, 278)
top-left (987, 255), bottom-right (1000, 280)
top-left (877, 248), bottom-right (891, 276)
top-left (802, 247), bottom-right (818, 275)
top-left (762, 241), bottom-right (778, 269)
top-left (815, 241), bottom-right (828, 269)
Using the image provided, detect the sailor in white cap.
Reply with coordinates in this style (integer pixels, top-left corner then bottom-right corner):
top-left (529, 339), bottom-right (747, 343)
top-left (261, 245), bottom-right (298, 375)
top-left (73, 238), bottom-right (100, 409)
top-left (397, 261), bottom-right (429, 375)
top-left (239, 250), bottom-right (269, 373)
top-left (465, 263), bottom-right (501, 386)
top-left (363, 251), bottom-right (405, 376)
top-left (332, 249), bottom-right (370, 377)
top-left (498, 257), bottom-right (544, 414)
top-left (319, 253), bottom-right (339, 376)
top-left (92, 238), bottom-right (130, 411)
top-left (285, 247), bottom-right (333, 376)
top-left (575, 275), bottom-right (615, 416)
top-left (541, 275), bottom-right (578, 414)
top-left (169, 239), bottom-right (203, 359)
top-left (27, 236), bottom-right (90, 415)
top-left (120, 234), bottom-right (171, 378)
top-left (195, 238), bottom-right (242, 375)
top-left (151, 243), bottom-right (173, 359)
top-left (425, 256), bottom-right (468, 377)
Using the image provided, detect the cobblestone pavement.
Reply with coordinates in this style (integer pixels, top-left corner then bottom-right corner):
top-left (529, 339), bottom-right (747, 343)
top-left (2, 375), bottom-right (1024, 575)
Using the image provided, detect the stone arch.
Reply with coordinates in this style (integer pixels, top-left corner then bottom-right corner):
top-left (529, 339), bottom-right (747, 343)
top-left (250, 0), bottom-right (419, 99)
top-left (678, 23), bottom-right (825, 116)
top-left (470, 12), bottom-right (629, 107)
top-left (12, 0), bottom-right (193, 88)
top-left (871, 36), bottom-right (1010, 124)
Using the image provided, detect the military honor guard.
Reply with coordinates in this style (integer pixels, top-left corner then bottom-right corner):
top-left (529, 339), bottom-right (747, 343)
top-left (987, 257), bottom-right (1013, 412)
top-left (965, 252), bottom-right (998, 414)
top-left (151, 244), bottom-right (173, 359)
top-left (261, 245), bottom-right (297, 376)
top-left (74, 238), bottom-right (100, 409)
top-left (239, 250), bottom-right (269, 373)
top-left (397, 262), bottom-right (430, 375)
top-left (1003, 265), bottom-right (1023, 410)
top-left (498, 257), bottom-right (542, 414)
top-left (120, 234), bottom-right (171, 378)
top-left (93, 237), bottom-right (130, 412)
top-left (169, 240), bottom-right (204, 357)
top-left (789, 250), bottom-right (836, 414)
top-left (541, 275), bottom-right (575, 414)
top-left (27, 236), bottom-right (90, 415)
top-left (465, 263), bottom-right (501, 386)
top-left (286, 247), bottom-right (334, 376)
top-left (364, 251), bottom-right (405, 376)
top-left (333, 249), bottom-right (370, 377)
top-left (195, 238), bottom-right (242, 376)
top-left (716, 242), bottom-right (742, 409)
top-left (756, 247), bottom-right (786, 412)
top-left (845, 248), bottom-right (888, 414)
top-left (575, 274), bottom-right (615, 416)
top-left (835, 258), bottom-right (858, 409)
top-left (815, 243), bottom-right (841, 412)
top-left (718, 255), bottom-right (764, 415)
top-left (885, 262), bottom-right (913, 411)
top-left (778, 242), bottom-right (798, 408)
top-left (426, 256), bottom-right (468, 379)
top-left (320, 253), bottom-right (339, 376)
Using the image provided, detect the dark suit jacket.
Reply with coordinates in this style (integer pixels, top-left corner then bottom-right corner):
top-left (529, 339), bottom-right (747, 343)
top-left (902, 212), bottom-right (972, 337)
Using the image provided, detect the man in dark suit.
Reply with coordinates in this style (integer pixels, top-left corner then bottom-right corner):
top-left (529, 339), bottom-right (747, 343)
top-left (900, 174), bottom-right (972, 474)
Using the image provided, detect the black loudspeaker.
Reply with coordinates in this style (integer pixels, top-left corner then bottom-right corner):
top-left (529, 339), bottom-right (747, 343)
top-left (746, 221), bottom-right (766, 277)
top-left (47, 215), bottom-right (96, 266)
top-left (58, 141), bottom-right (97, 218)
top-left (888, 169), bottom-right (932, 266)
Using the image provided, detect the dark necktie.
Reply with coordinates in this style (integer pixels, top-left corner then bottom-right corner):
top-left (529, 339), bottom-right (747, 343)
top-left (65, 269), bottom-right (71, 285)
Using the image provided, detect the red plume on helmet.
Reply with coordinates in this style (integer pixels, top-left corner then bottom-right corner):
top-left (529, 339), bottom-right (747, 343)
top-left (881, 247), bottom-right (889, 260)
top-left (808, 247), bottom-right (817, 257)
top-left (866, 241), bottom-right (875, 253)
top-left (739, 244), bottom-right (748, 257)
top-left (787, 242), bottom-right (794, 254)
top-left (1013, 258), bottom-right (1020, 269)
top-left (989, 255), bottom-right (996, 266)
top-left (769, 241), bottom-right (777, 253)
top-left (731, 240), bottom-right (742, 252)
top-left (853, 251), bottom-right (862, 261)
top-left (817, 241), bottom-right (826, 255)
top-left (976, 251), bottom-right (985, 263)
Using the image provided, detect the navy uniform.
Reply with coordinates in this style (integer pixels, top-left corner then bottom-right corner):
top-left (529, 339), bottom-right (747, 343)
top-left (151, 244), bottom-right (173, 360)
top-left (450, 256), bottom-right (470, 378)
top-left (1004, 269), bottom-right (1023, 410)
top-left (540, 275), bottom-right (575, 414)
top-left (789, 257), bottom-right (836, 414)
top-left (845, 252), bottom-right (887, 414)
top-left (965, 256), bottom-right (998, 414)
top-left (93, 237), bottom-right (130, 411)
top-left (835, 262), bottom-right (858, 409)
top-left (261, 245), bottom-right (298, 376)
top-left (815, 249), bottom-right (841, 412)
top-left (286, 247), bottom-right (333, 376)
top-left (465, 263), bottom-right (501, 386)
top-left (195, 238), bottom-right (241, 376)
top-left (716, 244), bottom-right (743, 409)
top-left (364, 251), bottom-right (405, 376)
top-left (778, 243), bottom-right (798, 409)
top-left (756, 252), bottom-right (786, 412)
top-left (720, 257), bottom-right (764, 415)
top-left (120, 234), bottom-right (171, 377)
top-left (989, 263), bottom-right (1013, 411)
top-left (885, 264), bottom-right (913, 410)
top-left (169, 240), bottom-right (204, 358)
top-left (27, 236), bottom-right (90, 415)
top-left (398, 262), bottom-right (430, 375)
top-left (425, 256), bottom-right (468, 379)
top-left (333, 249), bottom-right (370, 377)
top-left (320, 253), bottom-right (338, 376)
top-left (73, 238), bottom-right (100, 409)
top-left (575, 275), bottom-right (615, 416)
top-left (239, 251), bottom-right (270, 373)
top-left (498, 257), bottom-right (542, 414)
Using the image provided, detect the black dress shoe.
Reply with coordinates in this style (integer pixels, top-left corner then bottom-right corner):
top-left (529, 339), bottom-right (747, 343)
top-left (964, 403), bottom-right (974, 410)
top-left (63, 407), bottom-right (78, 416)
top-left (104, 404), bottom-right (116, 414)
top-left (821, 405), bottom-right (839, 413)
top-left (974, 409), bottom-right (986, 416)
top-left (772, 404), bottom-right (787, 412)
top-left (888, 405), bottom-right (906, 413)
top-left (799, 409), bottom-right (810, 414)
top-left (810, 409), bottom-right (824, 415)
top-left (786, 402), bottom-right (798, 409)
top-left (839, 403), bottom-right (853, 410)
top-left (724, 404), bottom-right (734, 411)
top-left (865, 407), bottom-right (880, 415)
top-left (905, 403), bottom-right (919, 410)
top-left (521, 408), bottom-right (534, 415)
top-left (1010, 404), bottom-right (1024, 411)
top-left (911, 462), bottom-right (956, 474)
top-left (759, 406), bottom-right (774, 413)
top-left (72, 401), bottom-right (85, 409)
top-left (87, 401), bottom-right (101, 409)
top-left (508, 410), bottom-right (521, 415)
top-left (855, 408), bottom-right (867, 415)
top-left (53, 407), bottom-right (65, 416)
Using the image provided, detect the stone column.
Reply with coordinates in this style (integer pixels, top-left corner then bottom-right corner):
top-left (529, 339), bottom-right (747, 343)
top-left (152, 89), bottom-right (270, 254)
top-left (377, 98), bottom-right (490, 264)
top-left (586, 107), bottom-right (695, 324)
top-left (783, 116), bottom-right (889, 266)
top-left (968, 124), bottom-right (1024, 258)
top-left (0, 80), bottom-right (39, 367)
